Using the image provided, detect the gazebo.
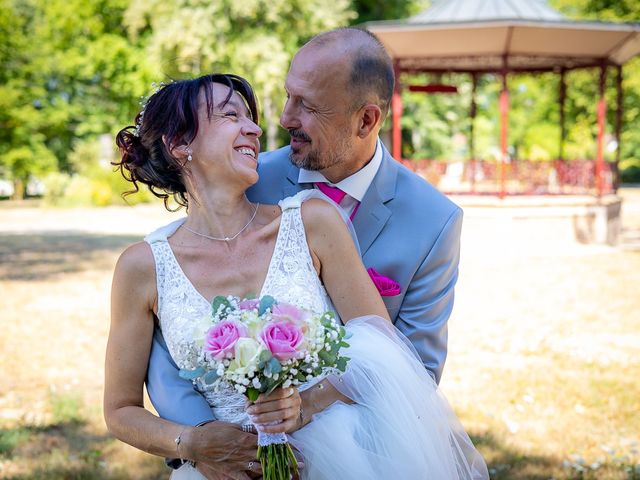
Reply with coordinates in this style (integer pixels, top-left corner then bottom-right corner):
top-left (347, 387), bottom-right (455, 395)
top-left (365, 0), bottom-right (640, 198)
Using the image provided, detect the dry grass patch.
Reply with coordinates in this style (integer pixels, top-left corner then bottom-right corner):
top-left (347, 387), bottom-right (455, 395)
top-left (1, 194), bottom-right (639, 479)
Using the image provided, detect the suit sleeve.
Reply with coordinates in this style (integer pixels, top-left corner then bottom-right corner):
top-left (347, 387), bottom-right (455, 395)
top-left (146, 327), bottom-right (215, 426)
top-left (393, 207), bottom-right (463, 385)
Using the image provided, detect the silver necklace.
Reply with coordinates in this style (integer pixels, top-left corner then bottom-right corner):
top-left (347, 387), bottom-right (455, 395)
top-left (183, 203), bottom-right (260, 242)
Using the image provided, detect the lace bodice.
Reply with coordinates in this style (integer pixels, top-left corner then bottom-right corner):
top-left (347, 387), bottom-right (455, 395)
top-left (145, 192), bottom-right (334, 424)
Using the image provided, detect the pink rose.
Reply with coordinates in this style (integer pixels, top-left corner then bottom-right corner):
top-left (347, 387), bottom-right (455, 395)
top-left (238, 298), bottom-right (260, 311)
top-left (271, 303), bottom-right (309, 324)
top-left (204, 320), bottom-right (248, 360)
top-left (367, 267), bottom-right (401, 296)
top-left (260, 321), bottom-right (304, 361)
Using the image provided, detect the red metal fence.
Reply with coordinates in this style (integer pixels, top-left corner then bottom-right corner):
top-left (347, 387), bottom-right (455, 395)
top-left (399, 159), bottom-right (616, 196)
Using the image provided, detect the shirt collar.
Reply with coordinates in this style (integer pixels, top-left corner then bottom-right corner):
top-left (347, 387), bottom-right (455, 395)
top-left (297, 138), bottom-right (383, 202)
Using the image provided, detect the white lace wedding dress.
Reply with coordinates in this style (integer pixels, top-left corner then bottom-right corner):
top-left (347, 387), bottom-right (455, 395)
top-left (145, 191), bottom-right (489, 480)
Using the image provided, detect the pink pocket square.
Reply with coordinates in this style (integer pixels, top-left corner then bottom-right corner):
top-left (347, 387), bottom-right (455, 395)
top-left (367, 267), bottom-right (401, 296)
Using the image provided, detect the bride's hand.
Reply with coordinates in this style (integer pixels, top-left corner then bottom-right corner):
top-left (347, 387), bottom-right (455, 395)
top-left (245, 387), bottom-right (302, 433)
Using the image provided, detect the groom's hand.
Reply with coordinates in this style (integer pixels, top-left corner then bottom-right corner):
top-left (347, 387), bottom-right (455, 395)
top-left (185, 421), bottom-right (258, 471)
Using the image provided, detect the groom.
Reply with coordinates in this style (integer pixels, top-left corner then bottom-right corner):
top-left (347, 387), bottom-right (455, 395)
top-left (147, 27), bottom-right (462, 477)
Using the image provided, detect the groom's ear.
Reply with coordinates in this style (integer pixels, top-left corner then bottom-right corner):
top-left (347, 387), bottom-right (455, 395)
top-left (356, 104), bottom-right (382, 139)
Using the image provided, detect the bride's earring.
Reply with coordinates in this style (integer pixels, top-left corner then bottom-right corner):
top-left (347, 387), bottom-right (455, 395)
top-left (187, 148), bottom-right (193, 162)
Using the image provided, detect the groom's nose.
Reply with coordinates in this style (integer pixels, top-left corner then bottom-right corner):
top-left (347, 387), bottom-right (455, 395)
top-left (280, 98), bottom-right (299, 131)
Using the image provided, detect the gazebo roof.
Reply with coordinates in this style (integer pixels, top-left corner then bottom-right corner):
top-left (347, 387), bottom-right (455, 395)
top-left (411, 0), bottom-right (564, 23)
top-left (365, 0), bottom-right (640, 73)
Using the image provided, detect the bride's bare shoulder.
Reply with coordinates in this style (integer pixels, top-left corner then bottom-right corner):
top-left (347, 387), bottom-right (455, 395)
top-left (300, 198), bottom-right (350, 242)
top-left (113, 242), bottom-right (155, 284)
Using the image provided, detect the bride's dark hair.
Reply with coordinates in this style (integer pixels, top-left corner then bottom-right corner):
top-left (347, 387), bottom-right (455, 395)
top-left (114, 74), bottom-right (259, 209)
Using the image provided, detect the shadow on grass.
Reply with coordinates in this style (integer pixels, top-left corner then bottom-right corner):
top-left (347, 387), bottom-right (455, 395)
top-left (469, 430), bottom-right (567, 480)
top-left (0, 232), bottom-right (142, 281)
top-left (1, 420), bottom-right (164, 480)
top-left (2, 425), bottom-right (632, 480)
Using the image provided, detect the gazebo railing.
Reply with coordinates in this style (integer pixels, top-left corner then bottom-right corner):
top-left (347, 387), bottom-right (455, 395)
top-left (400, 159), bottom-right (615, 196)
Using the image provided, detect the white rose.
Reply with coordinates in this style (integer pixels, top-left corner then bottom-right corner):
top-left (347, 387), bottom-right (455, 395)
top-left (192, 316), bottom-right (213, 348)
top-left (227, 337), bottom-right (263, 376)
top-left (241, 311), bottom-right (266, 337)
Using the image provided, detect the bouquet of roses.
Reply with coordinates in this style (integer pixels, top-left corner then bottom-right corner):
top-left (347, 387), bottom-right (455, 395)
top-left (179, 295), bottom-right (350, 480)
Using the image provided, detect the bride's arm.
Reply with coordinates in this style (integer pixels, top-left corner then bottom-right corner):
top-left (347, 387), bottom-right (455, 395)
top-left (104, 243), bottom-right (257, 472)
top-left (292, 200), bottom-right (394, 429)
top-left (302, 198), bottom-right (390, 323)
top-left (104, 242), bottom-right (190, 458)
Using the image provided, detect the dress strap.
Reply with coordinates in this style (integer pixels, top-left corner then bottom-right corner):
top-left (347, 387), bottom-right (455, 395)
top-left (144, 217), bottom-right (186, 316)
top-left (278, 190), bottom-right (361, 257)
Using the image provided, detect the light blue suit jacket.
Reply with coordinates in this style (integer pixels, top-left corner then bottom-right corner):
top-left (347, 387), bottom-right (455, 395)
top-left (146, 143), bottom-right (463, 428)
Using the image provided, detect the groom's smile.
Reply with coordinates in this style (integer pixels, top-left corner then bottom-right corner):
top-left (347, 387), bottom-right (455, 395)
top-left (288, 129), bottom-right (311, 152)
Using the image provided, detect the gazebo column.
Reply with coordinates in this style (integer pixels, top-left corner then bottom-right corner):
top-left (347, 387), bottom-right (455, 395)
top-left (558, 68), bottom-right (567, 192)
top-left (595, 63), bottom-right (607, 197)
top-left (469, 73), bottom-right (478, 193)
top-left (614, 65), bottom-right (623, 192)
top-left (499, 64), bottom-right (509, 199)
top-left (391, 61), bottom-right (403, 160)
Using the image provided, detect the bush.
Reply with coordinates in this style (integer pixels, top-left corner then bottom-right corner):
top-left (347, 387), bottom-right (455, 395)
top-left (42, 137), bottom-right (158, 207)
top-left (620, 158), bottom-right (640, 184)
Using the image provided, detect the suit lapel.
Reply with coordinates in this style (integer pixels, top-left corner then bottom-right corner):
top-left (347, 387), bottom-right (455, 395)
top-left (352, 147), bottom-right (398, 256)
top-left (283, 164), bottom-right (306, 198)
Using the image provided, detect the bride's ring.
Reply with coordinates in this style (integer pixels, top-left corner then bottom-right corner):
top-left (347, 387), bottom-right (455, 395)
top-left (248, 461), bottom-right (255, 470)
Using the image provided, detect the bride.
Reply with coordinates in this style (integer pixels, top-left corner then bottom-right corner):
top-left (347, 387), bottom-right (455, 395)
top-left (104, 73), bottom-right (488, 480)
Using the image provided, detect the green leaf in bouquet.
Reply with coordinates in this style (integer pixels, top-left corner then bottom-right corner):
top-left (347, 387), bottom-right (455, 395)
top-left (258, 295), bottom-right (276, 315)
top-left (259, 350), bottom-right (273, 363)
top-left (203, 370), bottom-right (220, 385)
top-left (336, 356), bottom-right (349, 372)
top-left (247, 387), bottom-right (261, 402)
top-left (318, 350), bottom-right (336, 365)
top-left (178, 367), bottom-right (205, 380)
top-left (339, 340), bottom-right (350, 348)
top-left (264, 357), bottom-right (283, 377)
top-left (211, 296), bottom-right (232, 318)
top-left (257, 349), bottom-right (273, 369)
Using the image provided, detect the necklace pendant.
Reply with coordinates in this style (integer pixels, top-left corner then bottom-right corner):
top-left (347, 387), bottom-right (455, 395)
top-left (224, 237), bottom-right (230, 242)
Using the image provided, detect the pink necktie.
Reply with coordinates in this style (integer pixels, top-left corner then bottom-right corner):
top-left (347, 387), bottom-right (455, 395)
top-left (314, 182), bottom-right (359, 220)
top-left (315, 182), bottom-right (347, 204)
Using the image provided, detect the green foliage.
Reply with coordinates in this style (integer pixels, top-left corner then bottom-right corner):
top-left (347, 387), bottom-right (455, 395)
top-left (41, 138), bottom-right (155, 206)
top-left (0, 427), bottom-right (30, 458)
top-left (351, 0), bottom-right (430, 24)
top-left (620, 158), bottom-right (640, 183)
top-left (124, 0), bottom-right (357, 150)
top-left (1, 0), bottom-right (152, 196)
top-left (3, 0), bottom-right (639, 196)
top-left (49, 391), bottom-right (84, 425)
top-left (394, 1), bottom-right (640, 169)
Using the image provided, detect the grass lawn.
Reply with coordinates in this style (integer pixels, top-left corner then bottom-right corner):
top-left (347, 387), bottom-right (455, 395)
top-left (1, 191), bottom-right (639, 479)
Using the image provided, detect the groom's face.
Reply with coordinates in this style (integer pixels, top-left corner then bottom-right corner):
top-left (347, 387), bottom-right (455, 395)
top-left (281, 46), bottom-right (357, 178)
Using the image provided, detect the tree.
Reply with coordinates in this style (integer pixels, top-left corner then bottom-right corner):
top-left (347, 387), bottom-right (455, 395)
top-left (124, 0), bottom-right (356, 151)
top-left (0, 0), bottom-right (152, 196)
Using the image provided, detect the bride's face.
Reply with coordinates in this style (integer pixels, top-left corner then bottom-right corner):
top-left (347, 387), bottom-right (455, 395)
top-left (189, 83), bottom-right (262, 188)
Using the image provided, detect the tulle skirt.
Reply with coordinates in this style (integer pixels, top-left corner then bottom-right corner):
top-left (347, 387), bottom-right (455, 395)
top-left (289, 315), bottom-right (488, 480)
top-left (172, 316), bottom-right (488, 480)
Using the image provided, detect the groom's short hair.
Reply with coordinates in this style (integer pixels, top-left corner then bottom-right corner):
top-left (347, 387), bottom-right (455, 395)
top-left (309, 28), bottom-right (394, 119)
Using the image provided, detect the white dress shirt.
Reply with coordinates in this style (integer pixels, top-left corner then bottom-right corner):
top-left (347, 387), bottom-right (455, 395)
top-left (297, 138), bottom-right (383, 217)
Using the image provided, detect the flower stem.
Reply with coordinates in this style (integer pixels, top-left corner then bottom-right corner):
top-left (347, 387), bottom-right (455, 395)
top-left (257, 442), bottom-right (299, 480)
